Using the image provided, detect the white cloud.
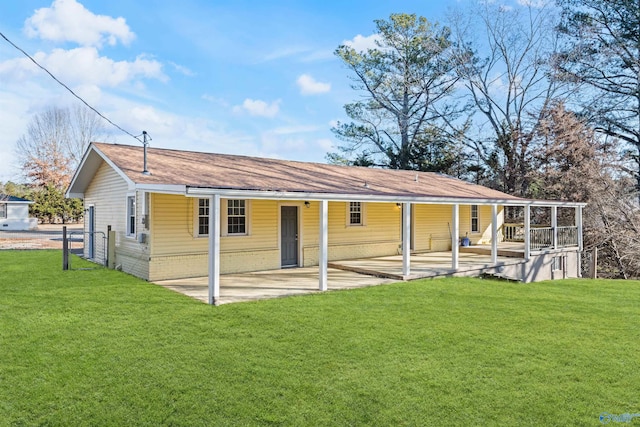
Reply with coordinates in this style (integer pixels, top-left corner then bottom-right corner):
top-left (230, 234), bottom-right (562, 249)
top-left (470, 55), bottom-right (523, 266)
top-left (24, 0), bottom-right (135, 48)
top-left (0, 47), bottom-right (167, 87)
top-left (169, 61), bottom-right (195, 77)
top-left (342, 34), bottom-right (380, 52)
top-left (202, 94), bottom-right (229, 107)
top-left (233, 98), bottom-right (281, 118)
top-left (296, 74), bottom-right (331, 95)
top-left (99, 99), bottom-right (258, 155)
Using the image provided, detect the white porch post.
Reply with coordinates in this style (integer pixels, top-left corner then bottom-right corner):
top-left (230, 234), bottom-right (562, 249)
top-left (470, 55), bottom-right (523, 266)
top-left (402, 202), bottom-right (411, 277)
top-left (576, 206), bottom-right (583, 251)
top-left (551, 206), bottom-right (558, 250)
top-left (319, 199), bottom-right (328, 291)
top-left (208, 194), bottom-right (221, 305)
top-left (452, 204), bottom-right (459, 270)
top-left (491, 204), bottom-right (498, 264)
top-left (524, 205), bottom-right (531, 260)
top-left (576, 206), bottom-right (583, 277)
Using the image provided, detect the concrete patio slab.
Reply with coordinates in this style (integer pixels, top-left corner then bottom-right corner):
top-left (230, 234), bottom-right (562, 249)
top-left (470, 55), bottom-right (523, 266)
top-left (155, 250), bottom-right (525, 305)
top-left (155, 267), bottom-right (396, 305)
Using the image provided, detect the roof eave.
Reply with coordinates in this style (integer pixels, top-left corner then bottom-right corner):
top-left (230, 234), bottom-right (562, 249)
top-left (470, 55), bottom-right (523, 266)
top-left (184, 186), bottom-right (585, 207)
top-left (66, 143), bottom-right (136, 198)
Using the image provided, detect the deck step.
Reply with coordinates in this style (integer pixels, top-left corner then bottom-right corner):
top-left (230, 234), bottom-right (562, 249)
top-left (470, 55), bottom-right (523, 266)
top-left (328, 262), bottom-right (405, 281)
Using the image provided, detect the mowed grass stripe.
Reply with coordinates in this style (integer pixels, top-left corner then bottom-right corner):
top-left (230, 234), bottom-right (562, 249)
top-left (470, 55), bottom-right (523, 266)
top-left (0, 250), bottom-right (638, 426)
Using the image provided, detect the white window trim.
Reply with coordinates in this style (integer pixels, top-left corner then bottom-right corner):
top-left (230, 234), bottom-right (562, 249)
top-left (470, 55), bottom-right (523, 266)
top-left (0, 203), bottom-right (6, 219)
top-left (552, 255), bottom-right (564, 271)
top-left (470, 204), bottom-right (480, 234)
top-left (222, 199), bottom-right (250, 237)
top-left (126, 193), bottom-right (136, 238)
top-left (195, 198), bottom-right (210, 237)
top-left (346, 201), bottom-right (366, 227)
top-left (194, 198), bottom-right (251, 237)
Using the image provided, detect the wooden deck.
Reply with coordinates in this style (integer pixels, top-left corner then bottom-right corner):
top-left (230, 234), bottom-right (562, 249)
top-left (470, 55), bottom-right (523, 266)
top-left (329, 248), bottom-right (524, 281)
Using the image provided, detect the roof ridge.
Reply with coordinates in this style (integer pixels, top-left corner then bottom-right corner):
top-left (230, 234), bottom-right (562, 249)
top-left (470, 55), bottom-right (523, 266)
top-left (92, 141), bottom-right (458, 179)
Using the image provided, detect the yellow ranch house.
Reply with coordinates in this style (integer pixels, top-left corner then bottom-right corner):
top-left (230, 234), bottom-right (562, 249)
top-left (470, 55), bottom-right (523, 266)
top-left (67, 142), bottom-right (585, 305)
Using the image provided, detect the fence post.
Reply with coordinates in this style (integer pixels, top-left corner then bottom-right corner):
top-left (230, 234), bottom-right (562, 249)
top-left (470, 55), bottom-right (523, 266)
top-left (591, 247), bottom-right (598, 279)
top-left (62, 225), bottom-right (69, 270)
top-left (107, 229), bottom-right (116, 269)
top-left (106, 225), bottom-right (111, 267)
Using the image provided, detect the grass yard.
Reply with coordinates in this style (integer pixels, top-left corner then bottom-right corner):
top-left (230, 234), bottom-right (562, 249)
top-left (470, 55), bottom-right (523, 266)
top-left (1, 250), bottom-right (639, 426)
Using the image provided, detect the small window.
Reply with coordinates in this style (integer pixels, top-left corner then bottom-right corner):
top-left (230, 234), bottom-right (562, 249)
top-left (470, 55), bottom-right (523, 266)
top-left (471, 205), bottom-right (479, 233)
top-left (227, 199), bottom-right (246, 235)
top-left (552, 256), bottom-right (564, 271)
top-left (198, 198), bottom-right (209, 236)
top-left (349, 202), bottom-right (363, 226)
top-left (0, 203), bottom-right (6, 219)
top-left (196, 198), bottom-right (249, 237)
top-left (126, 195), bottom-right (136, 236)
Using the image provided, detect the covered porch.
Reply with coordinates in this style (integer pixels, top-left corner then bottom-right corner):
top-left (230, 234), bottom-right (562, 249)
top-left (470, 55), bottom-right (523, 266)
top-left (155, 249), bottom-right (525, 304)
top-left (182, 189), bottom-right (584, 305)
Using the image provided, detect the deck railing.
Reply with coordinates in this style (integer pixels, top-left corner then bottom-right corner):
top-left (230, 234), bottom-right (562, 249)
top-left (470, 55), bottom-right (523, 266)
top-left (530, 227), bottom-right (553, 250)
top-left (503, 224), bottom-right (579, 251)
top-left (557, 226), bottom-right (579, 248)
top-left (503, 224), bottom-right (525, 242)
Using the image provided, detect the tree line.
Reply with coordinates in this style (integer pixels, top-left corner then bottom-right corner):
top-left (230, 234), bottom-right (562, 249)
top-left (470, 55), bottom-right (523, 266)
top-left (5, 105), bottom-right (107, 224)
top-left (330, 1), bottom-right (639, 278)
top-left (8, 0), bottom-right (638, 277)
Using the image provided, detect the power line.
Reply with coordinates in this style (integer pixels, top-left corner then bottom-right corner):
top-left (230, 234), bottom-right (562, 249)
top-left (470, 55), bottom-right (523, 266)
top-left (0, 30), bottom-right (144, 142)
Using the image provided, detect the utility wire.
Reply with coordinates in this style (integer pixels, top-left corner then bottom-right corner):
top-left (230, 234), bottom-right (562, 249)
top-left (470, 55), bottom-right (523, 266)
top-left (0, 30), bottom-right (144, 142)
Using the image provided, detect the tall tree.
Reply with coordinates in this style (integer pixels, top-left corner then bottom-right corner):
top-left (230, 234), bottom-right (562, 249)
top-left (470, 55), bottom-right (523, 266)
top-left (14, 105), bottom-right (106, 223)
top-left (450, 2), bottom-right (567, 196)
top-left (555, 0), bottom-right (640, 193)
top-left (532, 101), bottom-right (640, 278)
top-left (15, 105), bottom-right (106, 189)
top-left (330, 13), bottom-right (464, 171)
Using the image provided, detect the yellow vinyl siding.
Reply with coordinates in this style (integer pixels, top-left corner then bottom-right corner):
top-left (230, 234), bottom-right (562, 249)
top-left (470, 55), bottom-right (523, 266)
top-left (301, 202), bottom-right (401, 265)
top-left (151, 195), bottom-right (278, 256)
top-left (332, 202), bottom-right (401, 244)
top-left (108, 191), bottom-right (507, 281)
top-left (413, 204), bottom-right (453, 252)
top-left (412, 204), bottom-right (504, 249)
top-left (478, 205), bottom-right (503, 244)
top-left (149, 196), bottom-right (281, 279)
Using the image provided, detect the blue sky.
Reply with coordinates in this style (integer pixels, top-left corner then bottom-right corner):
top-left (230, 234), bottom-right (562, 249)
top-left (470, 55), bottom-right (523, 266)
top-left (0, 0), bottom-right (455, 183)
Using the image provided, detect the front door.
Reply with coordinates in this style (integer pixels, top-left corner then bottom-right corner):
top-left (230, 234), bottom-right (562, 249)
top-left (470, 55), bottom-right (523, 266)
top-left (88, 205), bottom-right (95, 259)
top-left (281, 206), bottom-right (298, 267)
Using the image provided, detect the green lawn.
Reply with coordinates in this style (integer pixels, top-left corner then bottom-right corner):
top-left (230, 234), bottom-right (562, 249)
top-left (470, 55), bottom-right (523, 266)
top-left (1, 250), bottom-right (639, 426)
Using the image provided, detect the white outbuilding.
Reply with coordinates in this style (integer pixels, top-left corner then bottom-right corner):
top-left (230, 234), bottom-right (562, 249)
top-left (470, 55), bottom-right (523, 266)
top-left (0, 195), bottom-right (37, 231)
